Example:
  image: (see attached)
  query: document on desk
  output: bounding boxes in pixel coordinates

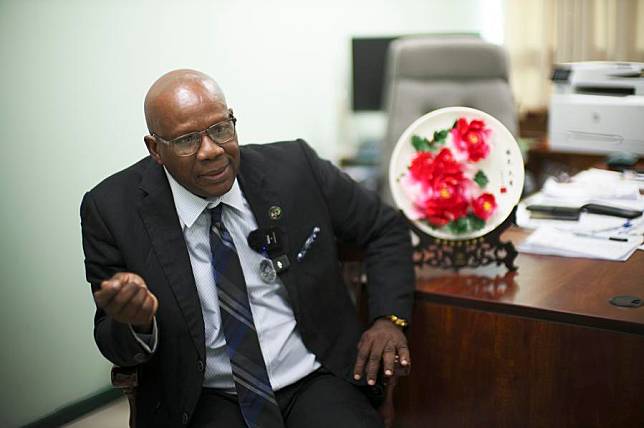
[516,169,644,254]
[517,227,644,261]
[544,168,643,198]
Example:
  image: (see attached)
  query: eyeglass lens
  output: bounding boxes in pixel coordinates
[206,122,235,142]
[173,121,235,155]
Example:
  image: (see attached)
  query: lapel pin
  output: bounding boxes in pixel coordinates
[268,205,282,220]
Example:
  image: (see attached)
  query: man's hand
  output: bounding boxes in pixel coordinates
[93,272,158,333]
[353,319,410,385]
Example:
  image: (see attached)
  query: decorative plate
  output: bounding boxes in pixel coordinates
[389,107,524,240]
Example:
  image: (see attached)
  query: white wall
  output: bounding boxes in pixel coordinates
[0,1,488,426]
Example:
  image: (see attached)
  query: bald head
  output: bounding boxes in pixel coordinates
[142,69,240,198]
[144,69,227,136]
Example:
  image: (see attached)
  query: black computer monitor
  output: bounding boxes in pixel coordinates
[351,37,397,111]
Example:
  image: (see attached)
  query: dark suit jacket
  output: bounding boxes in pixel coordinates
[81,139,414,427]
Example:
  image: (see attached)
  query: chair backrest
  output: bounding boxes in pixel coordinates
[381,36,518,204]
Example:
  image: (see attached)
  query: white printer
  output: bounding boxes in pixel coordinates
[548,62,644,155]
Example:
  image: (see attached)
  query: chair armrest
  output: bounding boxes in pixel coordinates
[112,366,138,427]
[111,365,138,390]
[394,359,411,377]
[380,359,410,428]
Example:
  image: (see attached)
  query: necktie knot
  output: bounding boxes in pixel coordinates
[209,203,224,231]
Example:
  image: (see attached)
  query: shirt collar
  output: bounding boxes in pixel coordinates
[164,167,245,229]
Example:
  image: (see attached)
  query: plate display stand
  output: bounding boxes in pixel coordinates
[409,208,518,272]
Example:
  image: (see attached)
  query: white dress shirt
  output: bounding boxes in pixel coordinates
[134,168,320,392]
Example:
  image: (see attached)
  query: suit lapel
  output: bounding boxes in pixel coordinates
[138,161,206,361]
[238,148,301,318]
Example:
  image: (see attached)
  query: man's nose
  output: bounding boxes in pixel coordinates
[196,133,224,160]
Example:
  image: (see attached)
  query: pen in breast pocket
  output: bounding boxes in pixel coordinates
[296,227,320,262]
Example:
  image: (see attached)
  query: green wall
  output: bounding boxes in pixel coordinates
[0,1,485,426]
[0,2,149,426]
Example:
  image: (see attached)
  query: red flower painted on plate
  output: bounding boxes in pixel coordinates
[409,148,464,188]
[421,191,469,227]
[408,148,470,227]
[408,151,435,183]
[451,118,491,162]
[472,193,497,220]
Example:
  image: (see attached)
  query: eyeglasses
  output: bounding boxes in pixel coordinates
[153,110,237,157]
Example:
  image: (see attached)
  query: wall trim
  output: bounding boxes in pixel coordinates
[22,387,122,428]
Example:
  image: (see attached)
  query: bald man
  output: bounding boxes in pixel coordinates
[81,69,414,428]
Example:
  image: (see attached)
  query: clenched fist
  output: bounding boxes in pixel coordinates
[93,272,158,333]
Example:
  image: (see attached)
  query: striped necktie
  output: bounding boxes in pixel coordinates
[208,203,285,428]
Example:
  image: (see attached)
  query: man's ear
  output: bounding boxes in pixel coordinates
[144,135,163,165]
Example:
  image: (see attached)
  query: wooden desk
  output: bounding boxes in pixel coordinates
[395,228,644,428]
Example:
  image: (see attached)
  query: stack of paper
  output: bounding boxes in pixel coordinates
[542,168,641,200]
[517,227,644,261]
[517,168,644,260]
